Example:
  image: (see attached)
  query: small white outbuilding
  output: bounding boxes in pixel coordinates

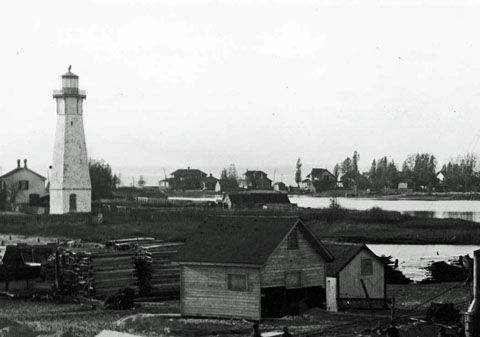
[323,242,386,312]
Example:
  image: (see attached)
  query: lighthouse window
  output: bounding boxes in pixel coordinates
[69,194,77,212]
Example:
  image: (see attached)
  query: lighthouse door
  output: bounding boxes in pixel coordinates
[69,194,77,212]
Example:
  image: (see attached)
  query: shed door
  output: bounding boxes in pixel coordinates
[326,277,338,312]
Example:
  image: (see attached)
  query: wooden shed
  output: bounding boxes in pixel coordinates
[174,216,333,320]
[323,242,386,312]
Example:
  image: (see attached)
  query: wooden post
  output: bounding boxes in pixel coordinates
[54,249,60,291]
[390,296,395,321]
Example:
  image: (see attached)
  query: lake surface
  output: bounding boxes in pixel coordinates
[289,196,480,222]
[368,244,480,282]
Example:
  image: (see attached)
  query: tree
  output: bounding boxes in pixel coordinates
[341,157,353,175]
[352,151,360,173]
[220,168,228,180]
[227,164,239,180]
[333,163,341,179]
[295,158,302,187]
[413,153,437,191]
[89,159,116,200]
[137,176,146,188]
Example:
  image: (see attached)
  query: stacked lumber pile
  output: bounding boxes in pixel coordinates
[134,241,184,299]
[41,248,137,298]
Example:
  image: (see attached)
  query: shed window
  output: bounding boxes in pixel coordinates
[227,274,247,291]
[287,229,298,249]
[286,271,302,288]
[361,258,373,276]
[18,180,29,190]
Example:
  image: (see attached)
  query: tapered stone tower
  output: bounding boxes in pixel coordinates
[49,67,91,214]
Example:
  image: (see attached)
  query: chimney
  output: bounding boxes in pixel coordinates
[24,159,27,168]
[17,159,20,168]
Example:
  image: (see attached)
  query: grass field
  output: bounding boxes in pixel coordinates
[1,208,479,245]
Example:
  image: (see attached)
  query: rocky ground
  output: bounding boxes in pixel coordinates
[0,282,471,337]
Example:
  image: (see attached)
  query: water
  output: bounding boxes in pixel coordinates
[289,196,480,222]
[368,244,479,282]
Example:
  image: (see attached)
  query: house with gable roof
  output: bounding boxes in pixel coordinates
[174,216,333,320]
[0,159,47,207]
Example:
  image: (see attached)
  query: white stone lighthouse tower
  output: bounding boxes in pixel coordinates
[49,67,91,214]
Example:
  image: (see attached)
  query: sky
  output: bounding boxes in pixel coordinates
[1,0,480,184]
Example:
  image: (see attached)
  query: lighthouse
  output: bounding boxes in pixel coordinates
[49,67,91,214]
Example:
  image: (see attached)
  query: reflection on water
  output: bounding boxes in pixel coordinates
[289,196,480,222]
[368,244,480,282]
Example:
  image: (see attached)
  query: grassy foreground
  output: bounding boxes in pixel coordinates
[0,208,480,244]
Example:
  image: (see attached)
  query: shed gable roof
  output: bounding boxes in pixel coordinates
[323,241,381,277]
[175,216,332,265]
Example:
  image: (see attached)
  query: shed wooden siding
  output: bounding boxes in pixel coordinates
[338,249,384,299]
[181,265,261,320]
[261,227,326,288]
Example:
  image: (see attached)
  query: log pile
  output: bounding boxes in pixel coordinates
[134,241,184,299]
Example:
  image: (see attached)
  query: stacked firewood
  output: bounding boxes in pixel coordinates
[134,241,183,299]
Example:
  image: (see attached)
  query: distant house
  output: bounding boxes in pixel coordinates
[239,170,272,190]
[323,242,386,312]
[222,191,292,210]
[398,179,414,193]
[0,159,47,207]
[306,169,337,191]
[215,179,239,193]
[273,182,288,192]
[202,174,218,191]
[167,168,207,190]
[340,172,370,190]
[174,216,333,320]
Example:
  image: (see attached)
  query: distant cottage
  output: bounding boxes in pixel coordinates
[202,174,218,191]
[239,170,272,190]
[0,159,46,207]
[305,168,337,192]
[323,242,386,312]
[215,179,239,193]
[160,167,207,191]
[174,216,333,320]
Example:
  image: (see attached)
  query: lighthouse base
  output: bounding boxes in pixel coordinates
[49,189,91,214]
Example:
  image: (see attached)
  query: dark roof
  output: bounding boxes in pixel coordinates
[204,175,218,183]
[243,170,270,180]
[175,216,332,265]
[308,168,335,178]
[170,169,207,177]
[217,179,238,187]
[0,167,46,181]
[225,192,290,205]
[322,241,378,277]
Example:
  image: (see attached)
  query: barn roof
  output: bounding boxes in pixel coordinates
[323,241,374,276]
[175,216,333,266]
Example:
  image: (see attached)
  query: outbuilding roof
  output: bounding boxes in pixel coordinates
[175,216,333,266]
[323,241,380,277]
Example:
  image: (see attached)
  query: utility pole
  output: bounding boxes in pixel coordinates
[466,249,480,336]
